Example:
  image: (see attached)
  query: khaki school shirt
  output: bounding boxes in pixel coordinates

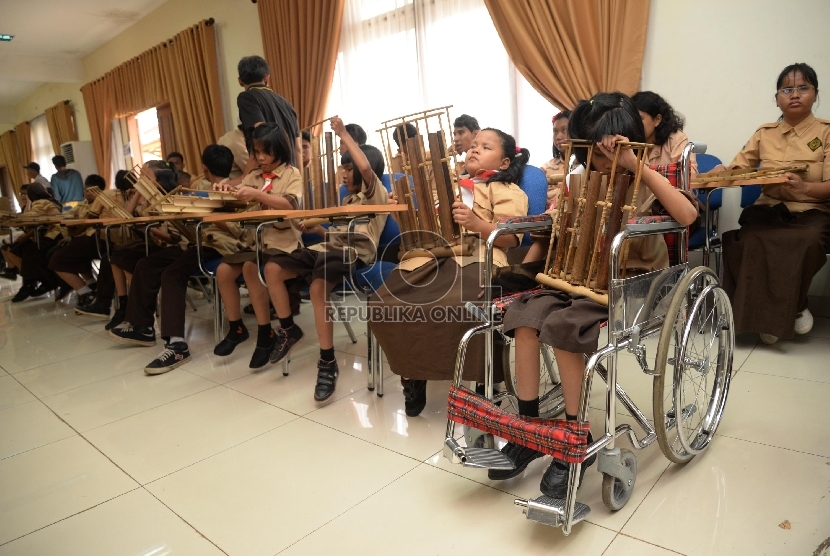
[647,130,698,176]
[309,173,388,264]
[217,128,250,180]
[27,199,63,239]
[82,189,128,240]
[240,164,304,252]
[728,113,830,213]
[397,179,528,271]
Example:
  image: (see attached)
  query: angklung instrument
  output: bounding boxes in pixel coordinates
[378,106,465,260]
[536,140,652,305]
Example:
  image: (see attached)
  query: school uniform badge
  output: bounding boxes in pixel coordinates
[808,137,822,151]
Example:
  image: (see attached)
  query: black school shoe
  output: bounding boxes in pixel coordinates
[214,325,250,356]
[105,306,126,330]
[145,342,191,375]
[539,434,597,499]
[314,359,339,402]
[74,292,95,309]
[109,322,156,347]
[402,379,427,417]
[75,301,110,318]
[11,284,35,303]
[488,442,544,480]
[269,325,304,365]
[249,332,278,369]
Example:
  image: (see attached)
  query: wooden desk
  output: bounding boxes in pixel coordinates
[201,205,408,224]
[693,176,787,190]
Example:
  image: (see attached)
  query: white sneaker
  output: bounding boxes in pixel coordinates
[760,333,778,345]
[794,308,813,335]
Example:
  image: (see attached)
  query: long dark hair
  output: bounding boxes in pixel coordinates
[480,127,529,185]
[146,160,178,193]
[569,92,646,167]
[27,182,62,209]
[631,91,685,146]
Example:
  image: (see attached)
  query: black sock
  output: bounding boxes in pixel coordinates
[278,315,294,330]
[518,397,539,418]
[256,324,275,347]
[320,347,335,362]
[227,319,246,340]
[565,413,577,421]
[118,295,128,310]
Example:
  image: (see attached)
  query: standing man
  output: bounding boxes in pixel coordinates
[236,55,301,173]
[49,155,84,204]
[24,162,52,190]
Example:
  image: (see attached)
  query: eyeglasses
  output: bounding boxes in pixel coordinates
[778,85,814,96]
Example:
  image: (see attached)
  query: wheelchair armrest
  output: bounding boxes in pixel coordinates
[624,215,685,234]
[496,213,552,232]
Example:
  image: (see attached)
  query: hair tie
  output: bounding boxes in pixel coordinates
[515,146,521,154]
[590,99,594,105]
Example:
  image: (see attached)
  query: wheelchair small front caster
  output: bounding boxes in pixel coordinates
[464,425,495,449]
[600,448,637,511]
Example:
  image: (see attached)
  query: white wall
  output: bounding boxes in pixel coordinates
[641,0,830,232]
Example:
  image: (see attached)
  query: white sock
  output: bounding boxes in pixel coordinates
[85,278,96,285]
[169,336,186,345]
[78,285,92,295]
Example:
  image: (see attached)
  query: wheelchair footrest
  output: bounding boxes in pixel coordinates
[460,447,515,470]
[515,496,590,528]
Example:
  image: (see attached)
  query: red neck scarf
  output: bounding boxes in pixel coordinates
[459,169,498,191]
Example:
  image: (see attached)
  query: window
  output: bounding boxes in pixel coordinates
[131,107,163,164]
[326,0,557,169]
[30,114,54,179]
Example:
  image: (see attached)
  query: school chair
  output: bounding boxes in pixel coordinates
[690,153,724,271]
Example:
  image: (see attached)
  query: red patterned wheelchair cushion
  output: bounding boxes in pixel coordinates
[447,385,589,464]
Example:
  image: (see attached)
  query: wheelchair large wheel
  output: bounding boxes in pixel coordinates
[502,340,563,418]
[653,266,734,464]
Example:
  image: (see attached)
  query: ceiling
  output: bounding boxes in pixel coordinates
[0,0,168,109]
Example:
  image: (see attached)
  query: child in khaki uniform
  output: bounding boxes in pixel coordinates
[244,116,388,401]
[212,123,304,369]
[494,93,698,500]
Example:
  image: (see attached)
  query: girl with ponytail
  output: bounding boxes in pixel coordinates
[369,127,529,416]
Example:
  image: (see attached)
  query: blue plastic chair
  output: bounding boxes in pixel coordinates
[690,153,723,251]
[741,185,762,207]
[517,165,549,246]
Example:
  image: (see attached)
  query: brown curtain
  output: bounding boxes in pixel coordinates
[80,19,224,182]
[44,101,79,155]
[257,0,345,128]
[484,0,650,110]
[0,131,24,200]
[14,122,33,170]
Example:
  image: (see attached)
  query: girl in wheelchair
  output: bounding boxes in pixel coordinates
[492,92,698,498]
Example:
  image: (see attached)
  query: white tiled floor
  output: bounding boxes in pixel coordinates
[0,276,829,555]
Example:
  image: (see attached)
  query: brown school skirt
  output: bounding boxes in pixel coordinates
[110,240,159,274]
[722,203,830,339]
[368,258,504,382]
[268,248,356,287]
[502,289,609,354]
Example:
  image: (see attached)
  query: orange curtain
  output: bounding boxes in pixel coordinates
[0,131,24,199]
[44,101,79,155]
[14,122,33,170]
[81,19,224,182]
[257,0,346,128]
[484,0,650,110]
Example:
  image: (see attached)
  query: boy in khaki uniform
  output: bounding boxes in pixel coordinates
[244,116,387,401]
[212,123,305,369]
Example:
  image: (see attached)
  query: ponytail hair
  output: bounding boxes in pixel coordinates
[482,127,529,185]
[146,159,178,193]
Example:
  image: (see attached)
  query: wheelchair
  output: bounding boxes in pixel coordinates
[442,142,735,535]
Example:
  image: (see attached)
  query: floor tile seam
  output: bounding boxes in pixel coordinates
[612,459,673,534]
[603,532,688,555]
[713,432,830,459]
[221,375,373,417]
[138,415,301,487]
[70,383,225,434]
[20,366,141,400]
[4,339,118,375]
[0,487,144,548]
[0,424,78,462]
[0,329,90,354]
[140,486,231,556]
[274,464,423,555]
[296,414,436,465]
[737,368,830,385]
